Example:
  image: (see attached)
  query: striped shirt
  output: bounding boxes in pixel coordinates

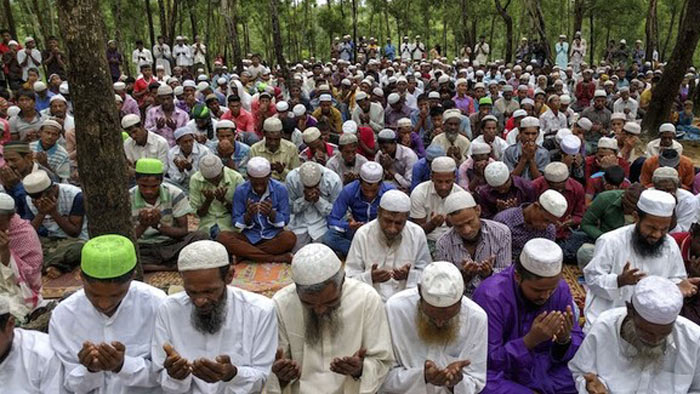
[29,141,71,182]
[434,219,512,297]
[129,182,192,244]
[26,183,88,240]
[493,205,556,264]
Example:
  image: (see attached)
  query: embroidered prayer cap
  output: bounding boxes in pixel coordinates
[23,170,52,194]
[378,129,396,141]
[623,122,641,135]
[302,127,321,144]
[291,243,342,286]
[636,189,676,217]
[121,114,141,129]
[659,123,676,134]
[397,118,412,128]
[319,94,333,103]
[174,126,195,141]
[652,167,679,183]
[134,158,164,175]
[428,91,440,99]
[479,97,493,106]
[276,101,289,112]
[632,276,683,325]
[470,141,491,156]
[442,109,461,122]
[157,84,173,96]
[41,119,62,131]
[387,93,401,105]
[293,104,307,117]
[299,162,322,187]
[216,120,236,130]
[431,157,456,173]
[544,162,569,183]
[520,238,563,277]
[355,92,368,101]
[339,133,358,146]
[555,128,572,144]
[81,234,137,279]
[560,135,581,155]
[538,189,568,218]
[597,136,618,151]
[512,109,527,118]
[33,81,47,92]
[481,114,498,123]
[342,120,358,134]
[559,95,572,105]
[574,117,593,132]
[178,240,230,272]
[360,161,383,183]
[443,191,477,214]
[247,157,271,178]
[611,112,626,121]
[484,161,510,187]
[420,261,464,307]
[519,116,539,129]
[263,117,283,133]
[50,94,67,104]
[0,193,15,212]
[379,189,411,213]
[594,89,607,98]
[424,144,445,161]
[199,155,224,179]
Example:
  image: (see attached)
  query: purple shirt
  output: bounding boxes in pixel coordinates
[453,94,475,115]
[121,94,140,117]
[492,206,555,263]
[384,104,414,129]
[472,265,582,394]
[403,132,426,159]
[144,105,190,147]
[475,176,536,219]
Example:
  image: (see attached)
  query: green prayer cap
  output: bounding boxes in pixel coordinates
[479,97,493,106]
[135,158,164,175]
[121,131,129,141]
[191,103,210,120]
[81,234,137,279]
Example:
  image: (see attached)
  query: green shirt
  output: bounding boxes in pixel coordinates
[248,138,300,181]
[189,167,244,232]
[580,189,625,240]
[130,182,193,244]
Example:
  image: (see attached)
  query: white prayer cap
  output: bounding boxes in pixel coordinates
[155,64,165,70]
[355,91,367,101]
[623,122,641,135]
[292,104,306,117]
[339,133,358,146]
[438,75,450,84]
[659,123,676,134]
[443,191,477,214]
[263,117,283,132]
[196,82,210,92]
[341,78,352,86]
[302,127,321,143]
[397,118,412,128]
[378,129,396,140]
[342,120,358,134]
[176,35,184,40]
[555,128,572,144]
[299,162,322,187]
[7,106,20,118]
[379,189,411,213]
[114,94,123,103]
[0,193,15,211]
[178,240,229,271]
[215,119,236,130]
[431,157,456,173]
[559,95,572,105]
[121,114,141,129]
[611,112,626,121]
[576,117,593,131]
[388,76,398,84]
[50,94,67,104]
[113,81,126,91]
[291,243,342,286]
[560,135,582,155]
[198,155,224,179]
[387,93,401,105]
[24,36,35,43]
[520,238,563,277]
[0,295,8,315]
[174,126,194,141]
[396,76,407,84]
[7,40,17,47]
[456,78,468,86]
[183,80,196,88]
[173,86,184,96]
[420,261,464,307]
[544,162,569,183]
[442,109,461,122]
[481,114,498,123]
[594,89,607,98]
[428,91,441,99]
[597,136,618,151]
[33,81,47,92]
[520,116,539,129]
[632,276,683,325]
[273,101,289,112]
[520,98,535,107]
[513,109,527,118]
[474,82,485,89]
[217,77,227,85]
[360,161,383,183]
[637,189,676,217]
[538,189,568,218]
[471,141,491,155]
[247,157,271,178]
[23,170,52,194]
[319,94,332,102]
[157,84,173,96]
[485,162,510,187]
[59,81,69,94]
[652,166,679,184]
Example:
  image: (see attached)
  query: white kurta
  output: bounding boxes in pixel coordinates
[468,135,509,161]
[409,181,465,242]
[286,166,343,241]
[49,281,166,394]
[0,328,62,393]
[152,286,277,394]
[346,219,431,302]
[381,288,488,394]
[569,307,700,393]
[672,188,699,233]
[583,224,686,329]
[173,44,193,67]
[266,278,394,394]
[153,44,172,76]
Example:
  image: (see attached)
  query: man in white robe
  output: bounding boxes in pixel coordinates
[151,240,277,393]
[267,243,394,393]
[570,276,700,393]
[49,234,166,394]
[382,261,488,393]
[0,295,62,393]
[346,189,431,302]
[651,167,698,233]
[584,189,691,329]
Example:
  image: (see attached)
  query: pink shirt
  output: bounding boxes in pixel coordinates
[221,107,255,133]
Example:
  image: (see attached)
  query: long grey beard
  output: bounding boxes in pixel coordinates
[415,306,460,346]
[303,305,341,347]
[191,290,228,335]
[620,316,667,370]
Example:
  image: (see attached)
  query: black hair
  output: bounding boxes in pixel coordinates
[135,40,144,45]
[125,77,136,84]
[140,63,152,70]
[0,313,9,331]
[441,99,456,110]
[603,165,625,186]
[81,266,135,284]
[218,265,230,281]
[282,117,297,133]
[15,89,35,101]
[416,93,428,103]
[430,106,444,118]
[227,95,241,103]
[47,35,58,41]
[0,29,9,35]
[135,173,164,181]
[316,118,330,131]
[514,260,545,281]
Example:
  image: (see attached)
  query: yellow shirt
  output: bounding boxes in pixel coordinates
[312,107,343,134]
[249,138,301,181]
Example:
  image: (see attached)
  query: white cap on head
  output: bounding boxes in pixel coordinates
[121,114,141,129]
[560,135,581,155]
[199,155,224,179]
[597,137,618,151]
[59,81,69,94]
[373,87,384,97]
[292,243,342,286]
[544,162,569,183]
[520,98,535,107]
[594,89,607,98]
[387,93,401,105]
[484,162,510,187]
[513,109,527,118]
[0,295,8,315]
[302,127,321,143]
[431,157,456,173]
[263,117,283,132]
[471,141,491,155]
[555,128,572,144]
[637,189,676,217]
[276,101,289,112]
[33,81,47,92]
[342,120,358,134]
[659,123,676,134]
[652,166,679,183]
[623,122,641,135]
[293,104,306,117]
[0,193,15,211]
[355,91,367,101]
[360,161,383,183]
[115,94,124,103]
[611,112,626,121]
[339,133,358,146]
[178,240,229,271]
[379,190,410,213]
[420,261,464,307]
[520,116,539,129]
[157,84,173,96]
[173,126,194,140]
[319,94,332,102]
[632,276,683,325]
[23,170,52,194]
[520,238,563,277]
[216,119,236,130]
[559,95,571,105]
[397,118,412,128]
[299,162,322,187]
[50,94,67,104]
[174,86,184,96]
[576,117,593,131]
[538,189,568,218]
[443,191,477,214]
[428,91,440,99]
[438,75,450,84]
[378,129,396,140]
[443,109,461,122]
[247,157,271,178]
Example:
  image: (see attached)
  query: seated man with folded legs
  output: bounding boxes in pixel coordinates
[217,157,296,263]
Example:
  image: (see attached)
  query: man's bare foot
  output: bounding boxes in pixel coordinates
[275,253,294,264]
[46,267,63,279]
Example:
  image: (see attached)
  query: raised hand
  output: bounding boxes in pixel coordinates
[583,373,608,394]
[523,311,564,349]
[391,263,412,281]
[272,348,300,386]
[617,262,646,288]
[163,343,191,380]
[371,263,393,283]
[554,305,574,344]
[330,348,366,378]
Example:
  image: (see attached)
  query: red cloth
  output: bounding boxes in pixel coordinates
[584,155,630,181]
[221,107,255,133]
[672,232,691,263]
[251,97,277,136]
[531,176,586,239]
[584,177,631,198]
[575,81,596,108]
[133,76,154,104]
[8,214,43,308]
[303,142,335,160]
[356,126,376,159]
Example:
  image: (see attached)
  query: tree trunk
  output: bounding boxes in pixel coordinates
[269,0,289,88]
[460,0,469,50]
[29,0,51,44]
[641,0,700,135]
[589,11,594,64]
[168,0,179,47]
[157,0,167,39]
[144,0,156,50]
[645,0,658,61]
[525,0,551,64]
[573,0,583,34]
[661,0,681,61]
[222,0,243,73]
[243,20,251,55]
[3,0,16,39]
[189,2,197,39]
[204,0,213,70]
[352,0,358,62]
[57,0,142,278]
[494,0,513,64]
[383,0,391,41]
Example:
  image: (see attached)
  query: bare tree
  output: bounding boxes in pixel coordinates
[645,0,658,61]
[494,0,514,63]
